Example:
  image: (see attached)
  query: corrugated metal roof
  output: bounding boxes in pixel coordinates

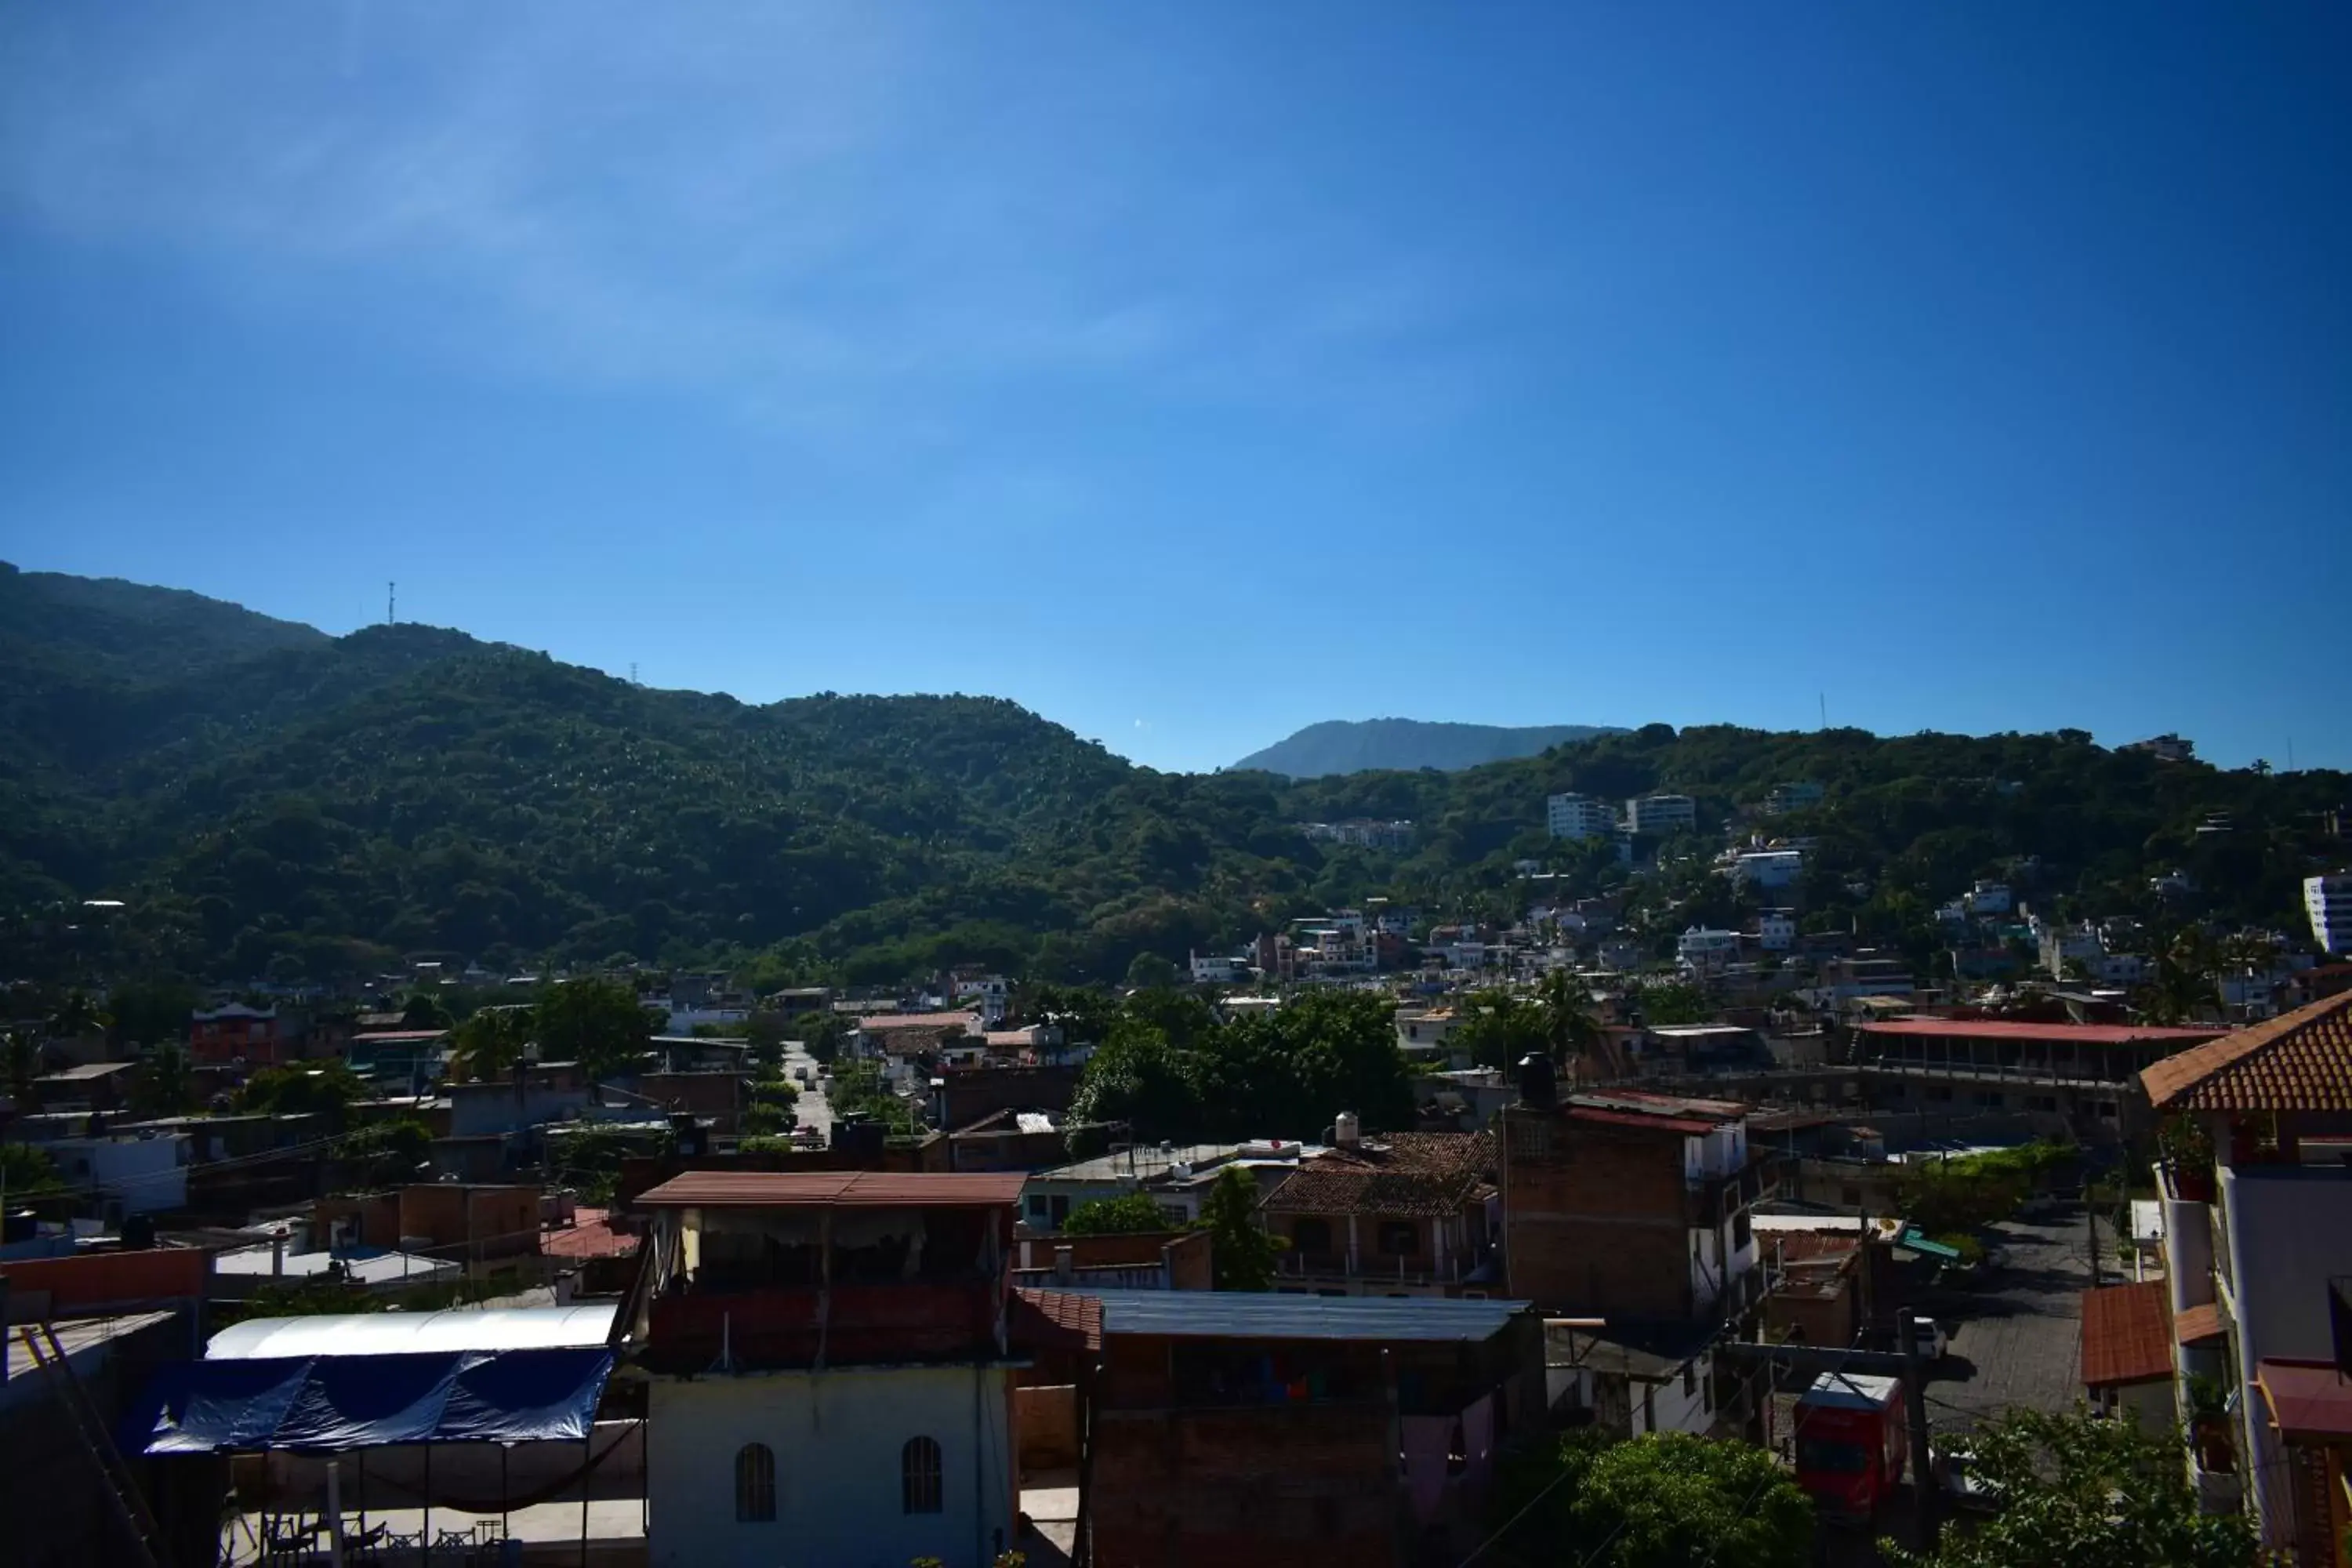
[1081,1289,1530,1342]
[634,1171,1027,1208]
[1858,1018,2222,1046]
[2258,1359,2352,1440]
[207,1305,617,1361]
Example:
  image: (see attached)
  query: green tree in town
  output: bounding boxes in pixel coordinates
[1196,1164,1281,1290]
[1570,1433,1812,1568]
[1635,982,1713,1026]
[235,1060,370,1122]
[1879,1408,2259,1568]
[1062,1193,1167,1236]
[1537,967,1602,1065]
[398,989,454,1030]
[1067,1016,1202,1143]
[450,1004,534,1082]
[4,1027,41,1106]
[48,988,111,1040]
[535,977,659,1078]
[136,1040,195,1115]
[0,1141,68,1200]
[1454,987,1549,1072]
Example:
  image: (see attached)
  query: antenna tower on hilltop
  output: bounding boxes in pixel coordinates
[387,582,396,626]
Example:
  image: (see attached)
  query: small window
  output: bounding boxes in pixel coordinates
[735,1443,776,1523]
[1682,1362,1697,1398]
[1049,1195,1070,1225]
[1378,1221,1418,1256]
[902,1436,943,1515]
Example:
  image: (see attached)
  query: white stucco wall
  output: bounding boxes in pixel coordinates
[2220,1167,2352,1550]
[648,1363,1016,1568]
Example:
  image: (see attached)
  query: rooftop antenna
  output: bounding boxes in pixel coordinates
[387,581,396,626]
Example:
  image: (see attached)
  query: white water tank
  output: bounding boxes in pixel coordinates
[1335,1111,1360,1149]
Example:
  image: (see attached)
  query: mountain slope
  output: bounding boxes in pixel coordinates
[1,568,2339,990]
[1232,718,1623,778]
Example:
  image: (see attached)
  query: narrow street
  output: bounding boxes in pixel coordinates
[1814,1197,2113,1565]
[1923,1200,2111,1434]
[780,1040,834,1145]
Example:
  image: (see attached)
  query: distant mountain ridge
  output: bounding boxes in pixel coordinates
[1232,718,1624,778]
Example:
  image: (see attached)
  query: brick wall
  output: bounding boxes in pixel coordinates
[1015,1383,1080,1470]
[395,1184,542,1260]
[1089,1402,1400,1567]
[0,1248,208,1313]
[1501,1107,1693,1316]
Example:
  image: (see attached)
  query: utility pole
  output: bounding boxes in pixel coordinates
[2087,1189,2102,1288]
[1898,1315,1937,1552]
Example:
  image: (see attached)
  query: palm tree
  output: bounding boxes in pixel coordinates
[450,1006,532,1083]
[48,989,110,1041]
[140,1042,194,1115]
[5,1028,41,1106]
[1537,967,1606,1080]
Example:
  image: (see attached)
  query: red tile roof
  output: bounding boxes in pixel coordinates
[1011,1287,1103,1352]
[2173,1302,2226,1347]
[635,1171,1026,1208]
[540,1207,641,1260]
[1261,1133,1494,1219]
[1857,1018,2223,1047]
[858,1011,982,1031]
[2080,1281,2172,1388]
[2257,1359,2352,1440]
[2140,991,2352,1113]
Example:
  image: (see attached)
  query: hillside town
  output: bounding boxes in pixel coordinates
[5,764,2350,1568]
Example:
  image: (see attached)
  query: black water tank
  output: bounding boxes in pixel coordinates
[1515,1052,1557,1110]
[2,1209,35,1244]
[121,1214,156,1250]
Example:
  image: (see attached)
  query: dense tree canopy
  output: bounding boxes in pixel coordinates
[1066,989,1414,1146]
[1881,1409,2259,1568]
[5,564,2343,989]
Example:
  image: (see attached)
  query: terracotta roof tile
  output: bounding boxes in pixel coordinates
[635,1171,1025,1208]
[2140,992,2352,1113]
[2173,1301,2226,1347]
[1261,1132,1494,1219]
[2081,1280,2172,1388]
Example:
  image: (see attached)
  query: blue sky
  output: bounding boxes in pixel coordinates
[2,2,2347,773]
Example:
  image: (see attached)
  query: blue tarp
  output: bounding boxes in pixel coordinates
[125,1348,614,1454]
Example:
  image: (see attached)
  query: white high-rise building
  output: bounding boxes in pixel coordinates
[2306,873,2352,955]
[1625,793,1698,837]
[1547,793,1618,841]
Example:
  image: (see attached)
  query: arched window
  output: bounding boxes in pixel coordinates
[735,1442,776,1523]
[902,1435,943,1514]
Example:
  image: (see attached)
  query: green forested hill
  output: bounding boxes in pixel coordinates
[1,564,2343,988]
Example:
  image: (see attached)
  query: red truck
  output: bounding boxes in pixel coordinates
[1793,1370,1906,1520]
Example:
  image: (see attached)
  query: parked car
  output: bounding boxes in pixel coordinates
[1909,1314,1950,1361]
[1931,1437,2002,1512]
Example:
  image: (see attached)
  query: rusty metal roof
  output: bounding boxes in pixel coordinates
[634,1171,1026,1208]
[2140,991,2352,1113]
[1011,1287,1103,1351]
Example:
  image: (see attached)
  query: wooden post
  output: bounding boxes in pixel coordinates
[580,1432,591,1568]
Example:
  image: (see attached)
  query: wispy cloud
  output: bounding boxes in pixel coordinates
[0,2,1498,444]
